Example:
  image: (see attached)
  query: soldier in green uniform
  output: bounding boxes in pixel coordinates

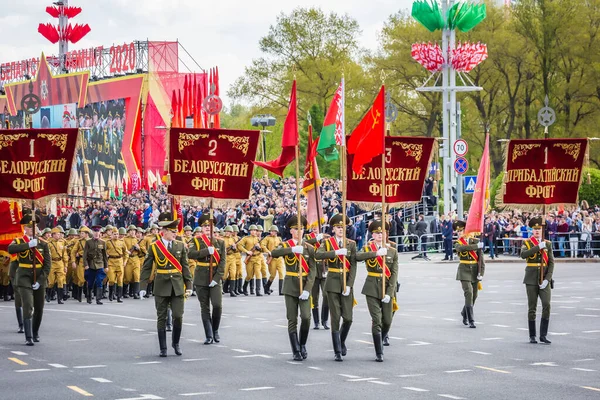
[271,216,317,361]
[356,220,398,362]
[8,213,51,346]
[9,258,24,333]
[520,217,554,345]
[83,226,108,305]
[454,220,485,329]
[304,228,329,330]
[315,214,357,362]
[188,215,226,344]
[140,212,192,357]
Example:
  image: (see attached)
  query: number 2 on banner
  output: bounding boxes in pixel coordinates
[29,139,35,158]
[208,140,217,156]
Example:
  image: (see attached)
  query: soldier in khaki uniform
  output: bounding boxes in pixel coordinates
[70,227,92,302]
[255,225,268,292]
[271,216,317,361]
[315,214,357,362]
[356,221,398,362]
[64,229,78,301]
[454,220,485,329]
[221,226,238,297]
[123,225,142,299]
[140,212,192,357]
[232,225,243,295]
[262,226,284,295]
[47,227,69,304]
[105,227,128,302]
[140,224,160,297]
[188,215,226,344]
[520,217,554,345]
[0,253,10,300]
[237,225,263,296]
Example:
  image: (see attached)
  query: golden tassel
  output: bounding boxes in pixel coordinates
[433,179,438,194]
[478,281,483,291]
[392,297,399,312]
[166,173,172,186]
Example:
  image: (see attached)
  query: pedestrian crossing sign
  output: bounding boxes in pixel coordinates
[464,176,477,194]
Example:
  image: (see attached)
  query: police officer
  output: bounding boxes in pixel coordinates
[83,226,108,305]
[262,226,284,295]
[520,217,554,345]
[356,220,398,362]
[237,225,262,296]
[271,216,316,361]
[8,212,51,345]
[140,212,192,357]
[188,215,226,344]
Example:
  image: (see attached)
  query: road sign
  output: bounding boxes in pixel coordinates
[453,139,468,156]
[454,157,468,175]
[464,175,477,194]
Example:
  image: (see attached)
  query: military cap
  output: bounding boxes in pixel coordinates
[19,212,40,226]
[198,214,217,226]
[232,225,240,232]
[270,225,279,232]
[136,227,145,233]
[248,224,258,231]
[51,227,62,234]
[68,228,78,236]
[80,226,92,235]
[184,225,192,232]
[105,225,114,231]
[368,220,390,233]
[257,225,264,232]
[56,225,65,233]
[224,225,234,232]
[42,228,52,235]
[529,217,543,229]
[193,227,201,233]
[286,215,308,230]
[118,227,127,235]
[127,224,137,232]
[151,224,159,230]
[157,211,179,230]
[452,220,466,231]
[329,214,351,227]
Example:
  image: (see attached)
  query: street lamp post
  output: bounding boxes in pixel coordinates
[250,114,276,163]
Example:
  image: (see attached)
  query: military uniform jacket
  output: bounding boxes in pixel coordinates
[71,238,87,267]
[140,234,161,256]
[271,240,317,297]
[236,235,262,259]
[8,236,51,287]
[520,238,554,285]
[455,237,485,282]
[188,236,226,286]
[261,236,282,254]
[141,239,192,296]
[224,236,238,256]
[184,237,197,269]
[123,236,142,258]
[83,238,108,270]
[49,238,69,265]
[315,237,357,293]
[357,240,398,299]
[66,238,77,265]
[106,238,128,266]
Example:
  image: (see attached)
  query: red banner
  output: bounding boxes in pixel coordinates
[0,201,22,241]
[347,136,436,204]
[502,138,588,206]
[168,128,260,199]
[0,128,78,200]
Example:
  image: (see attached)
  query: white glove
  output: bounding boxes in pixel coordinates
[299,290,310,300]
[32,282,40,290]
[539,279,549,290]
[335,248,348,256]
[342,286,351,296]
[477,242,484,249]
[185,289,192,298]
[292,246,304,254]
[376,248,388,257]
[208,246,215,255]
[477,275,483,281]
[209,280,218,288]
[139,290,146,298]
[28,239,38,248]
[382,294,391,304]
[538,241,546,250]
[316,233,324,241]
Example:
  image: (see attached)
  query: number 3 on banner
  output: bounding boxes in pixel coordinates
[29,139,35,158]
[208,139,217,156]
[385,148,392,164]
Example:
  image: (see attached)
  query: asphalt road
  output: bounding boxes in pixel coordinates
[1,256,599,400]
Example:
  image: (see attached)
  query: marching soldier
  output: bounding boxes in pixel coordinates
[262,226,284,296]
[65,228,79,301]
[83,226,108,305]
[123,225,141,299]
[140,224,161,298]
[305,228,329,330]
[232,225,243,295]
[106,227,128,302]
[356,220,398,362]
[271,216,316,361]
[222,226,238,297]
[47,227,69,304]
[315,215,357,361]
[8,212,51,346]
[0,253,11,301]
[70,226,91,302]
[256,225,269,293]
[9,257,24,333]
[520,217,554,345]
[454,220,485,329]
[188,215,226,344]
[140,212,192,357]
[237,225,263,296]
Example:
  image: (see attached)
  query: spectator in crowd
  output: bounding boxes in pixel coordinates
[441,215,453,261]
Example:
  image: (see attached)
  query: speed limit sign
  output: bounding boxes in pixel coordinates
[453,139,468,157]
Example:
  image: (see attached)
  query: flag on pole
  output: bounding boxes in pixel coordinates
[347,86,386,175]
[302,119,326,230]
[317,78,345,161]
[183,75,189,121]
[465,132,491,235]
[214,67,221,128]
[253,80,298,177]
[171,90,179,127]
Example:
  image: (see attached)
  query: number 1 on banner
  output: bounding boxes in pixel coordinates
[544,147,548,165]
[29,139,35,158]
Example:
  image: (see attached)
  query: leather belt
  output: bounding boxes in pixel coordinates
[460,260,478,264]
[156,268,181,274]
[367,272,382,277]
[286,271,307,277]
[527,263,543,267]
[19,264,42,269]
[328,268,343,273]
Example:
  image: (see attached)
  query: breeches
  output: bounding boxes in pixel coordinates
[328,290,354,332]
[268,258,284,280]
[196,285,223,320]
[107,259,124,286]
[155,294,184,330]
[526,284,551,320]
[460,280,479,307]
[85,268,106,289]
[124,257,141,283]
[285,294,311,333]
[224,257,237,280]
[48,263,66,287]
[245,257,262,281]
[366,295,393,335]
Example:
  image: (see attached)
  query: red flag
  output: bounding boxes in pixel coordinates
[192,74,198,125]
[302,123,325,230]
[253,80,298,177]
[183,75,189,121]
[171,90,179,127]
[214,67,221,129]
[122,178,128,195]
[465,133,491,235]
[347,86,385,175]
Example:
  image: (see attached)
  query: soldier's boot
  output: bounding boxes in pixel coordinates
[45,288,51,303]
[50,287,57,301]
[122,284,129,299]
[3,285,9,301]
[237,278,244,295]
[133,282,140,300]
[116,286,123,303]
[242,280,249,296]
[158,329,167,357]
[299,325,309,360]
[321,303,330,330]
[166,309,173,332]
[312,308,320,329]
[24,318,34,346]
[261,278,268,294]
[264,279,273,295]
[222,279,229,294]
[102,285,108,299]
[202,317,214,345]
[373,333,384,362]
[129,284,135,297]
[63,284,69,300]
[539,318,552,344]
[144,283,152,298]
[0,285,3,300]
[172,325,182,356]
[16,307,24,333]
[382,330,390,346]
[57,287,64,304]
[212,309,222,343]
[461,306,468,326]
[250,279,255,295]
[278,280,284,296]
[340,321,352,356]
[528,320,538,344]
[466,306,476,328]
[289,332,302,361]
[108,285,115,302]
[9,284,14,300]
[332,331,343,362]
[256,281,263,297]
[86,287,93,304]
[229,280,237,297]
[96,287,104,305]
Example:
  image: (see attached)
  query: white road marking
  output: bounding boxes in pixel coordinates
[179,393,214,396]
[572,368,596,372]
[231,349,251,353]
[445,369,471,374]
[482,338,503,341]
[237,315,250,319]
[491,324,510,328]
[469,351,491,355]
[239,387,274,391]
[91,377,112,383]
[73,365,106,369]
[548,332,570,336]
[11,351,28,355]
[287,361,302,365]
[438,395,465,399]
[68,339,90,342]
[114,325,128,329]
[390,336,404,340]
[98,323,110,326]
[369,381,392,385]
[576,314,599,318]
[275,325,288,328]
[531,362,558,367]
[443,318,458,322]
[347,378,378,382]
[308,366,322,370]
[339,374,361,378]
[398,374,426,378]
[408,341,432,346]
[402,387,429,392]
[131,328,145,332]
[574,359,595,362]
[115,395,164,400]
[295,383,328,387]
[182,358,209,362]
[475,366,511,374]
[48,363,68,368]
[585,308,600,311]
[233,355,273,359]
[135,361,162,365]
[15,369,50,372]
[583,330,600,333]
[355,340,373,345]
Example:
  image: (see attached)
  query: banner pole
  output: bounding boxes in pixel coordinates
[381,85,387,301]
[32,200,37,285]
[295,143,303,294]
